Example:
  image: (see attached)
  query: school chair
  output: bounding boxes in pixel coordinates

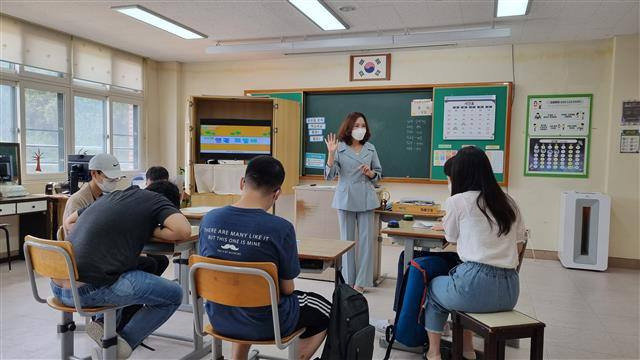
[189,255,306,360]
[451,232,546,360]
[24,235,122,360]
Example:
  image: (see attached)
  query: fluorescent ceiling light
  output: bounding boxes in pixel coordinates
[495,0,531,17]
[112,5,207,39]
[288,0,348,31]
[205,28,511,55]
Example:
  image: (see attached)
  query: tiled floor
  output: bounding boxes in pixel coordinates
[1,244,638,360]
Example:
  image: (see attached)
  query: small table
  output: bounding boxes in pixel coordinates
[181,206,218,226]
[381,221,447,271]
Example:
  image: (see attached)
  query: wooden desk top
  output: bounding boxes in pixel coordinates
[151,226,199,244]
[375,209,446,218]
[181,206,218,220]
[0,194,49,204]
[381,224,446,240]
[297,238,354,261]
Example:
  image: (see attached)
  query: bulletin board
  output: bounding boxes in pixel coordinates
[524,94,592,178]
[430,84,513,184]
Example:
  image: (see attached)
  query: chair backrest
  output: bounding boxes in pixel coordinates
[24,235,79,280]
[189,255,279,308]
[56,226,65,241]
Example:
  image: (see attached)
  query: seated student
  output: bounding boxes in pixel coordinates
[199,156,330,360]
[145,166,169,186]
[425,147,525,360]
[60,181,191,359]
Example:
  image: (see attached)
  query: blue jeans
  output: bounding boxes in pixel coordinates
[50,270,182,349]
[425,262,519,333]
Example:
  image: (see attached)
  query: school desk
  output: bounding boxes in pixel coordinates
[381,221,447,271]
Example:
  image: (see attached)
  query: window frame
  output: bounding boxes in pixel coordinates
[109,96,144,174]
[71,91,108,156]
[20,80,70,180]
[0,79,19,144]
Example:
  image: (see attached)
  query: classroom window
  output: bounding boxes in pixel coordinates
[111,101,140,171]
[24,88,65,173]
[74,95,107,155]
[0,84,18,143]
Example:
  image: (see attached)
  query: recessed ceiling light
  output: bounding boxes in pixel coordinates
[288,0,349,31]
[495,0,531,17]
[339,6,356,12]
[112,5,207,39]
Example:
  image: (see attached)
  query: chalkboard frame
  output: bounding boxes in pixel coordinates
[245,82,513,184]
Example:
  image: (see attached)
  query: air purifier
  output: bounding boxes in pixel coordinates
[559,191,610,271]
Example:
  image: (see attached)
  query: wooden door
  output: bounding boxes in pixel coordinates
[272,99,301,195]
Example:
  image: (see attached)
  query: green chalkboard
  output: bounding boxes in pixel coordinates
[303,90,432,178]
[430,85,511,183]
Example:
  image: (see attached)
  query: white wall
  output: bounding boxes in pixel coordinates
[150,37,639,259]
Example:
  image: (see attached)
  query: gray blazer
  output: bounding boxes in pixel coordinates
[325,142,382,212]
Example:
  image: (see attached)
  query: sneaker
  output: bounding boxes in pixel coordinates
[89,338,133,360]
[86,321,104,348]
[369,318,390,334]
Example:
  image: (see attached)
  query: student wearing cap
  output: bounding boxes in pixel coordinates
[62,153,125,222]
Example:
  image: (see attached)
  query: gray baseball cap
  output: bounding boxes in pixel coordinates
[89,153,124,179]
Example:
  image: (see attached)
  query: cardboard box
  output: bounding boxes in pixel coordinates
[392,202,442,215]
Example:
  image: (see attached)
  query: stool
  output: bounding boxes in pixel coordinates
[1,223,10,270]
[451,310,545,360]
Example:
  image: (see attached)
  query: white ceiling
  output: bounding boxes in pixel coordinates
[1,0,638,62]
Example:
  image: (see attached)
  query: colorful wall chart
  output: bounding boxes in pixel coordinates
[525,94,592,177]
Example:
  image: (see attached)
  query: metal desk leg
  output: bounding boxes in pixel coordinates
[177,249,191,311]
[334,257,342,285]
[403,238,414,272]
[213,338,223,360]
[179,298,212,360]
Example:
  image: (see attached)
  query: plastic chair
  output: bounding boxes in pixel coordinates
[189,255,305,360]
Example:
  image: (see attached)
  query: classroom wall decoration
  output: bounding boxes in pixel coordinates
[350,54,390,81]
[525,94,592,177]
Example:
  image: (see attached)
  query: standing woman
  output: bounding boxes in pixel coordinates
[325,112,382,292]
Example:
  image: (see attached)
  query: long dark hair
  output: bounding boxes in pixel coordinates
[444,146,518,236]
[337,112,371,145]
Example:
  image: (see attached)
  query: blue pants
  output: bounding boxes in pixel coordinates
[51,270,183,349]
[425,262,519,333]
[337,209,374,288]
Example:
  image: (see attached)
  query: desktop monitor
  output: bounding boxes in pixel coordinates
[198,119,272,161]
[0,143,21,184]
[68,154,94,194]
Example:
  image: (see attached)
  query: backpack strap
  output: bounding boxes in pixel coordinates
[410,259,430,321]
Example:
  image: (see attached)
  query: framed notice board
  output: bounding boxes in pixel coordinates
[524,94,592,178]
[430,84,512,184]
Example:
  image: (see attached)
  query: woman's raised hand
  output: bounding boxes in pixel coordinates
[325,133,339,153]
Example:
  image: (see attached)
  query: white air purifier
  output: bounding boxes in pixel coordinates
[559,191,610,271]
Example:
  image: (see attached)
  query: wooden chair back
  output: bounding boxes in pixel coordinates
[189,255,279,308]
[25,235,79,280]
[516,238,528,273]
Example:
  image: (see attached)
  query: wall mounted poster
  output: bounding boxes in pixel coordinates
[526,138,587,175]
[621,101,640,125]
[525,94,592,177]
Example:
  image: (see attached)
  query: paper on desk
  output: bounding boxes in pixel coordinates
[412,220,438,229]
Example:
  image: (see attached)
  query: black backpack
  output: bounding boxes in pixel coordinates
[321,272,375,360]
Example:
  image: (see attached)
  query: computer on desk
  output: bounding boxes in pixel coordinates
[0,142,28,198]
[67,154,93,194]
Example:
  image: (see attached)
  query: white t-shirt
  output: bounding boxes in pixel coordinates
[443,191,525,269]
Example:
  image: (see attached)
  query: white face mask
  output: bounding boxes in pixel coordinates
[351,128,366,141]
[97,178,118,193]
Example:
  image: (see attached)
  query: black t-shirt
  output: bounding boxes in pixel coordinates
[69,186,179,286]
